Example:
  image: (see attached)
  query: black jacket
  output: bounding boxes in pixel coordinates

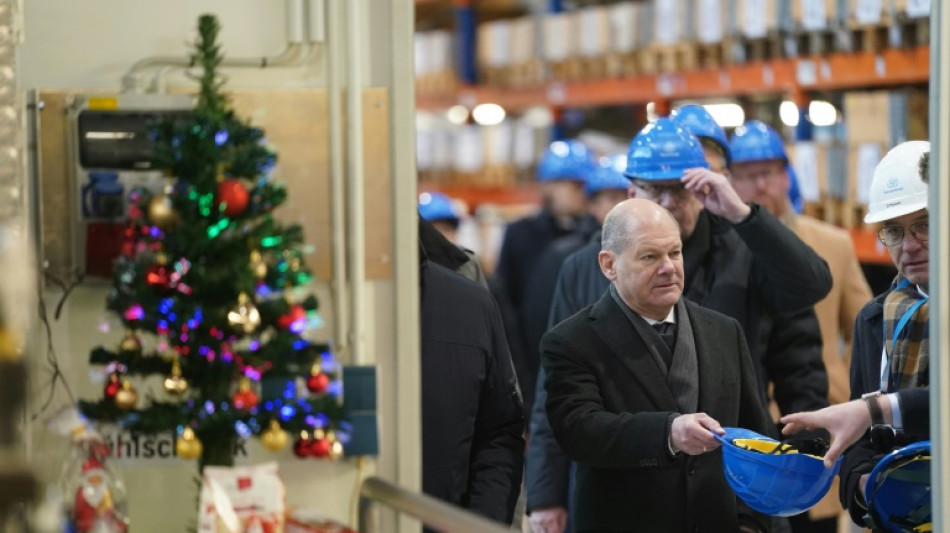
[421,259,525,523]
[840,291,930,529]
[527,206,832,513]
[517,225,600,416]
[541,294,775,532]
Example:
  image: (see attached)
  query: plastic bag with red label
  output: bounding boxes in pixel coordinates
[198,462,286,533]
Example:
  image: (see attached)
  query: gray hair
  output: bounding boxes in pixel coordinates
[601,208,634,255]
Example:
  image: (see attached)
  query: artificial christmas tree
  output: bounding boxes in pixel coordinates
[79,14,345,470]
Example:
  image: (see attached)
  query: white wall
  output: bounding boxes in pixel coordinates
[21,1,399,531]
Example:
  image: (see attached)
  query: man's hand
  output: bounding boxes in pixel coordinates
[681,168,751,224]
[780,400,871,467]
[670,413,724,455]
[529,507,567,533]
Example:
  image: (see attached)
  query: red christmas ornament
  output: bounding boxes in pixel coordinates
[146,265,170,289]
[293,434,312,458]
[311,437,332,458]
[231,378,259,410]
[276,304,307,331]
[103,373,121,401]
[216,179,250,217]
[307,372,330,394]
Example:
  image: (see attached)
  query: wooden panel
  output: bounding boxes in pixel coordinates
[36,91,75,281]
[360,89,393,279]
[35,88,392,282]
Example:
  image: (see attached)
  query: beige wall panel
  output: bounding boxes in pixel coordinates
[36,91,73,281]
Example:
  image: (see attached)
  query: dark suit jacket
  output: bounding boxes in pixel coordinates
[541,292,774,533]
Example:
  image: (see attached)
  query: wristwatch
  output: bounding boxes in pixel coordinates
[862,391,885,426]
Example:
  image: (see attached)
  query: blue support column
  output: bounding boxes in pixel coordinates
[454,2,478,84]
[549,0,564,12]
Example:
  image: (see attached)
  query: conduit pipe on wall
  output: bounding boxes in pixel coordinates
[121,0,316,92]
[325,0,348,359]
[344,0,367,365]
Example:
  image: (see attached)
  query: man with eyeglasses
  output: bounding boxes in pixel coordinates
[780,141,932,530]
[728,121,872,533]
[526,115,831,533]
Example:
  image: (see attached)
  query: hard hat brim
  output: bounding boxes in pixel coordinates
[864,203,927,224]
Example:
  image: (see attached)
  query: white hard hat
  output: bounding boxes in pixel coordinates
[864,141,930,224]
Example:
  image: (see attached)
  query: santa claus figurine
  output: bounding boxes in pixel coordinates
[70,452,129,533]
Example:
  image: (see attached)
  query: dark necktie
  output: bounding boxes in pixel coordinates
[651,322,677,366]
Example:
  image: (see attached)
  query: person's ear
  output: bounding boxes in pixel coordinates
[627,183,637,199]
[599,250,617,281]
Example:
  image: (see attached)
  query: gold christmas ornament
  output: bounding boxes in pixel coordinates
[114,380,138,410]
[163,360,189,395]
[147,194,179,229]
[227,292,261,334]
[175,427,203,460]
[155,250,168,266]
[118,329,142,355]
[261,420,289,452]
[327,431,344,460]
[250,250,268,279]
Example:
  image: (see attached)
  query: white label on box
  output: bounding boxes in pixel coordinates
[855,0,883,24]
[742,0,769,38]
[544,15,571,60]
[796,59,817,85]
[698,0,724,43]
[793,142,822,202]
[801,0,827,30]
[906,0,930,17]
[429,31,452,72]
[488,22,512,67]
[609,2,638,52]
[454,126,484,173]
[655,0,682,44]
[855,143,882,203]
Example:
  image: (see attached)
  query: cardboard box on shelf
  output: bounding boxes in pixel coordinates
[736,0,778,38]
[696,0,727,43]
[843,91,891,144]
[653,0,687,45]
[792,0,842,30]
[608,2,641,53]
[543,12,578,62]
[892,0,930,18]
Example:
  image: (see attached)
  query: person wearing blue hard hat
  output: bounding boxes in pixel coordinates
[419,191,463,241]
[494,139,598,421]
[528,117,833,533]
[780,142,933,531]
[730,121,873,532]
[524,155,629,533]
[670,104,732,173]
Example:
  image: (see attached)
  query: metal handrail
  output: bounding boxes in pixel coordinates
[357,477,511,533]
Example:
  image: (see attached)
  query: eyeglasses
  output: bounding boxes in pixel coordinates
[632,180,689,199]
[730,166,782,186]
[877,221,929,247]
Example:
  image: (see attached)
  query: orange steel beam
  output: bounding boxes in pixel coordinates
[415,46,929,111]
[850,227,893,266]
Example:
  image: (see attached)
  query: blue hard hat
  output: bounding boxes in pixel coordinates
[671,104,731,166]
[729,120,788,164]
[418,191,460,222]
[625,118,709,181]
[716,427,841,517]
[537,140,596,183]
[864,440,931,532]
[787,165,804,214]
[585,154,630,196]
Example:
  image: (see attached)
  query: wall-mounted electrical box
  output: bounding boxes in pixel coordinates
[63,93,194,278]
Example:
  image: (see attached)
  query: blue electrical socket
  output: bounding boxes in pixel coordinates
[341,365,379,456]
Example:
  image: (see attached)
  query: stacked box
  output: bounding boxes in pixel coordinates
[696,0,728,43]
[843,91,891,144]
[577,7,612,78]
[653,0,687,45]
[478,20,512,85]
[732,0,778,38]
[892,0,930,18]
[848,0,889,26]
[543,12,581,80]
[509,16,543,86]
[607,2,642,75]
[793,0,844,30]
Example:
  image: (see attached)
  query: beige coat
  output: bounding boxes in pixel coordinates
[789,214,873,521]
